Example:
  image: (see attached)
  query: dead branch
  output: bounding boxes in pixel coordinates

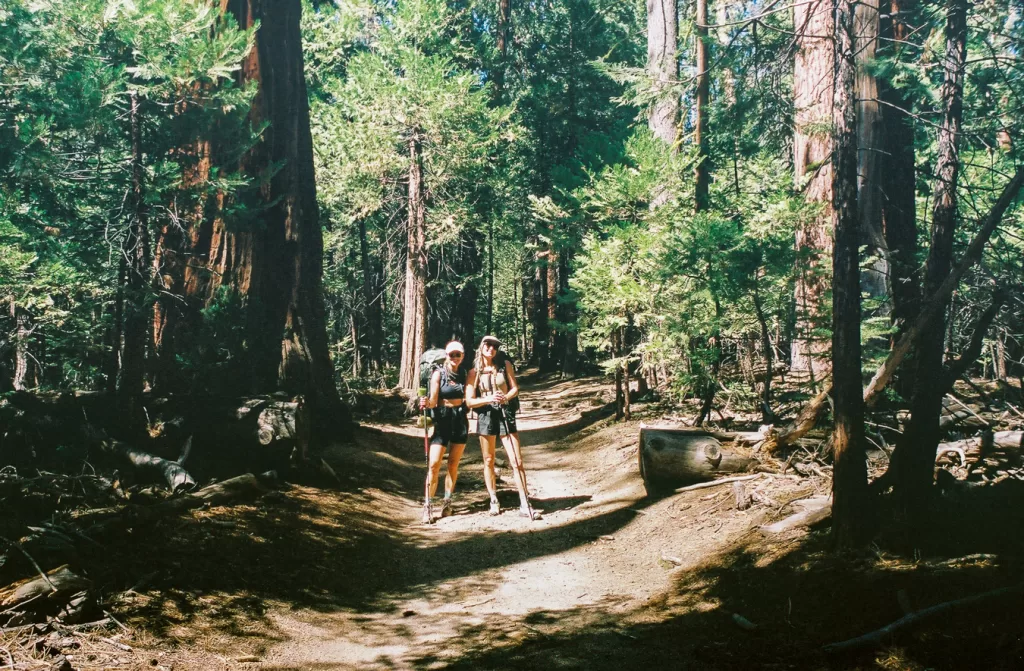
[673,473,763,493]
[823,582,1024,654]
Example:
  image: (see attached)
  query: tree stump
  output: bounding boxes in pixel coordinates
[638,427,755,495]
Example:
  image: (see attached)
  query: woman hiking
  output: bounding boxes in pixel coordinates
[419,341,469,524]
[465,335,541,520]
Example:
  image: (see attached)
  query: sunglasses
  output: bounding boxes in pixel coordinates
[448,352,463,359]
[482,341,498,349]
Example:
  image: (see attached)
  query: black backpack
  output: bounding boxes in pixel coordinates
[417,348,448,393]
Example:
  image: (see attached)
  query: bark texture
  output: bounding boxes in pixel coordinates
[647,0,678,144]
[855,0,889,301]
[879,0,920,346]
[694,0,710,211]
[791,0,835,378]
[886,0,968,515]
[176,0,346,435]
[399,134,428,389]
[831,0,870,547]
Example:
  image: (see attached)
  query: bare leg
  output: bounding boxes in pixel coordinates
[445,443,467,497]
[500,432,529,506]
[479,435,499,512]
[427,444,446,499]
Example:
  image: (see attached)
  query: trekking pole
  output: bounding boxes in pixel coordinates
[419,386,433,524]
[497,403,535,521]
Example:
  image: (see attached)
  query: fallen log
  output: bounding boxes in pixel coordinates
[95,433,195,493]
[938,431,1022,454]
[760,496,831,533]
[0,565,91,610]
[823,582,1024,654]
[639,427,755,495]
[87,472,275,537]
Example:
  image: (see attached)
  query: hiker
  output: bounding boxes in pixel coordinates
[419,340,469,523]
[465,335,541,520]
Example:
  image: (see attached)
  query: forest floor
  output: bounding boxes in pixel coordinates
[4,373,1024,670]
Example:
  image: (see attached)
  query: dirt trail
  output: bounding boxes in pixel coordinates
[244,374,782,670]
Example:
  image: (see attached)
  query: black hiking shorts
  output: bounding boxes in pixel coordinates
[430,405,469,447]
[475,405,518,436]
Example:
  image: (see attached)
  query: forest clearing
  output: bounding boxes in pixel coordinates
[3,0,1024,668]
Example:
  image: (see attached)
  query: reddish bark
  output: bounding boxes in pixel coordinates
[791,0,834,379]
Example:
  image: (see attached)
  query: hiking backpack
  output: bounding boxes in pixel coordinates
[417,348,449,393]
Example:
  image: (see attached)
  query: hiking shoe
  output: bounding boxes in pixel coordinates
[422,504,433,524]
[488,500,501,516]
[518,507,542,520]
[440,498,453,518]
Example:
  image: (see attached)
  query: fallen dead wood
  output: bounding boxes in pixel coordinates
[87,472,275,537]
[639,428,756,495]
[95,432,195,493]
[672,473,763,494]
[760,496,831,533]
[0,565,91,610]
[823,582,1024,654]
[938,431,1022,454]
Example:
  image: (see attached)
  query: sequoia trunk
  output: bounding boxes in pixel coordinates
[179,0,346,436]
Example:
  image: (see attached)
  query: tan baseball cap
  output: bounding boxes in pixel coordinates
[481,335,502,346]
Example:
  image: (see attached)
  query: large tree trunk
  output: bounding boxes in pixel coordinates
[879,0,921,388]
[791,0,834,379]
[152,116,208,392]
[119,91,151,432]
[694,0,710,211]
[855,0,889,302]
[889,0,969,516]
[399,134,428,390]
[831,0,870,548]
[177,0,346,438]
[647,0,678,145]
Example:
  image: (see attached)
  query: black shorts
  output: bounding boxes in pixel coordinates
[475,405,518,436]
[430,405,469,447]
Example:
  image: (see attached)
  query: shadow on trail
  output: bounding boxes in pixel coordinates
[398,480,1024,671]
[97,403,651,644]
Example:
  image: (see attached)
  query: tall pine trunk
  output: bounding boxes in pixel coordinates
[399,134,428,389]
[855,0,889,302]
[890,0,968,517]
[647,0,678,145]
[831,0,870,547]
[880,0,920,348]
[358,217,383,374]
[791,0,834,379]
[694,0,710,211]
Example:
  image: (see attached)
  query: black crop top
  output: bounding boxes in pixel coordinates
[437,367,465,400]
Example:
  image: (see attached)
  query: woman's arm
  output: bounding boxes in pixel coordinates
[465,369,494,409]
[503,359,519,401]
[426,370,441,409]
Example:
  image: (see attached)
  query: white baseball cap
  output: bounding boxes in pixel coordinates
[445,341,465,355]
